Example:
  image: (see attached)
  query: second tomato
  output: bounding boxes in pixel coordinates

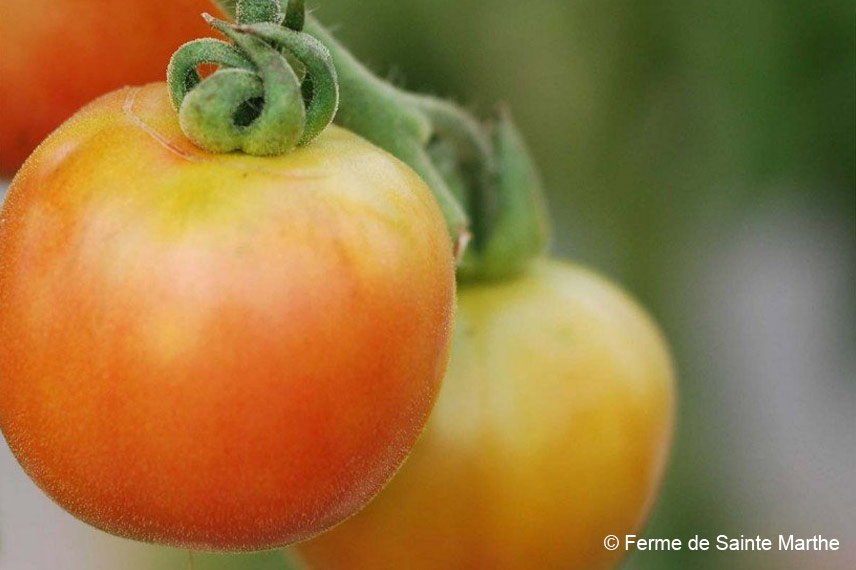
[296,260,675,570]
[0,0,220,174]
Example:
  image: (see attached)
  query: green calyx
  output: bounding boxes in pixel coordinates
[167,0,337,155]
[202,0,550,282]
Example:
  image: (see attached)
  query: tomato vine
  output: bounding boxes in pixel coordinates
[174,0,551,281]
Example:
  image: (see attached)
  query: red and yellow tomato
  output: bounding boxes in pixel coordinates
[0,0,221,174]
[296,260,675,570]
[0,83,456,551]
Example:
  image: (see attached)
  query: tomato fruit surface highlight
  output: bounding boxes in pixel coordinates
[296,260,675,570]
[0,0,221,174]
[0,83,455,551]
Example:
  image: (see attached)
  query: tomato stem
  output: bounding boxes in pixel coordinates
[236,0,283,25]
[206,0,551,280]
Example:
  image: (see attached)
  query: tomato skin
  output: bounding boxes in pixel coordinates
[0,84,456,551]
[296,260,675,570]
[0,0,219,174]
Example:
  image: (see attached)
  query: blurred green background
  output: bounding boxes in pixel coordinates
[1,0,853,568]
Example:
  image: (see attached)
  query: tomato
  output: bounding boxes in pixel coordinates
[296,260,675,570]
[0,83,456,551]
[0,0,221,175]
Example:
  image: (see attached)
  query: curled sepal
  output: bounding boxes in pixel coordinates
[173,16,305,154]
[166,6,338,155]
[167,38,254,111]
[236,22,338,146]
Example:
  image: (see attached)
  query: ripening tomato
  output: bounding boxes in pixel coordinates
[0,83,456,551]
[0,0,221,174]
[296,260,675,570]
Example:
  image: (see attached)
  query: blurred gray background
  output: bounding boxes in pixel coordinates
[1,0,854,568]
